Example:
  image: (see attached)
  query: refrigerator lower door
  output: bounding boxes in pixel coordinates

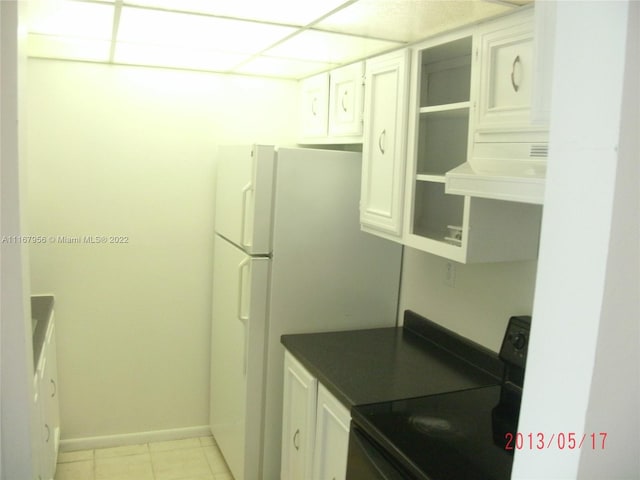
[210,235,269,480]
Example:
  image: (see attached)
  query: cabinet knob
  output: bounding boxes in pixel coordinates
[50,378,57,398]
[45,423,50,442]
[341,90,348,112]
[510,55,521,93]
[311,97,318,116]
[293,428,300,451]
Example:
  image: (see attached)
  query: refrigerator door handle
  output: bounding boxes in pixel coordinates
[237,257,251,375]
[240,183,253,249]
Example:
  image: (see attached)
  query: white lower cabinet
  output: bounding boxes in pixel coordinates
[34,313,60,480]
[281,351,318,480]
[281,351,350,480]
[312,385,350,480]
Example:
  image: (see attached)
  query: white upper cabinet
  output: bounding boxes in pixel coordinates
[474,8,545,142]
[328,62,365,138]
[404,28,542,263]
[298,73,330,139]
[359,49,410,241]
[445,6,549,204]
[298,62,364,144]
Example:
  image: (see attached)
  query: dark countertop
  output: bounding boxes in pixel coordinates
[31,295,55,368]
[281,310,503,409]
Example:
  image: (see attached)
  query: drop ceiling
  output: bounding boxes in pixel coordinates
[26,0,529,79]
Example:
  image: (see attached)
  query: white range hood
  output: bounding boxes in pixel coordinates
[445,141,547,204]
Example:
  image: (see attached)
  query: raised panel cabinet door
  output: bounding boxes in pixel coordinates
[281,352,318,480]
[360,49,410,239]
[476,10,535,132]
[299,72,330,139]
[328,62,365,137]
[312,384,350,480]
[35,314,60,480]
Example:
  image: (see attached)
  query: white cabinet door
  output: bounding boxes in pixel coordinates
[312,384,351,480]
[328,62,364,138]
[475,9,542,140]
[35,314,60,480]
[360,49,410,240]
[298,73,330,139]
[281,352,318,480]
[43,319,60,480]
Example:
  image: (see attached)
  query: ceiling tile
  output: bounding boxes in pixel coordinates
[315,0,514,42]
[233,56,339,79]
[27,33,111,62]
[117,6,297,53]
[114,42,250,71]
[28,0,114,40]
[265,29,402,64]
[122,0,354,26]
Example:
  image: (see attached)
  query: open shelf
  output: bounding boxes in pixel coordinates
[412,182,465,246]
[420,36,472,108]
[416,111,469,176]
[419,101,470,115]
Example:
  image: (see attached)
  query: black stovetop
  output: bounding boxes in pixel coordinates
[351,385,515,480]
[349,314,531,480]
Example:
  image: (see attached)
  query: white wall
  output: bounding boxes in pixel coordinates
[25,59,297,444]
[1,1,36,477]
[399,249,538,352]
[513,2,639,478]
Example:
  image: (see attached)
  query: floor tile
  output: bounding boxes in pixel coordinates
[58,450,94,464]
[149,437,202,453]
[151,447,213,480]
[164,476,214,480]
[95,453,154,480]
[198,436,216,447]
[213,474,233,480]
[54,459,94,480]
[94,443,149,459]
[56,436,234,480]
[202,446,230,475]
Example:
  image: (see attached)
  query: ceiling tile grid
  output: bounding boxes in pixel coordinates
[26,0,524,79]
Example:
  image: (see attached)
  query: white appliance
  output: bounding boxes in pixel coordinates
[209,145,402,480]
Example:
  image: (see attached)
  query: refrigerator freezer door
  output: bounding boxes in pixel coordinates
[210,235,269,480]
[215,145,275,255]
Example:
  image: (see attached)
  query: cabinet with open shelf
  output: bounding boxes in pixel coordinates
[404,28,542,263]
[405,34,473,261]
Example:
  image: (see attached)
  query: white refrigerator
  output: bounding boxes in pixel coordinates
[209,145,402,480]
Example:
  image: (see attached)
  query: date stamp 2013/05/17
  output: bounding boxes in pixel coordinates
[505,432,608,451]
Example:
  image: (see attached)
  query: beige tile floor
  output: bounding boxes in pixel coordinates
[54,436,234,480]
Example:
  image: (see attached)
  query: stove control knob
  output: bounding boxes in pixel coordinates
[511,333,527,350]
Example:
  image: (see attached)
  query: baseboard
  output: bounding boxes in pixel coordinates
[59,425,211,452]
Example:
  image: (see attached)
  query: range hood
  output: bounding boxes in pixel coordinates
[445,141,547,204]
